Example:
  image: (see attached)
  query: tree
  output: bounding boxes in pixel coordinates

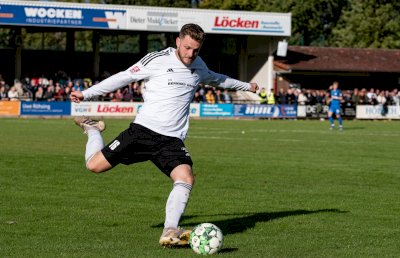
[330,0,400,48]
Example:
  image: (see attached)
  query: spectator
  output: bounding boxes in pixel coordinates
[63,86,71,101]
[258,87,267,104]
[367,88,377,105]
[114,89,124,102]
[192,91,203,103]
[297,89,308,105]
[43,85,55,101]
[306,89,317,105]
[205,89,215,104]
[276,87,287,104]
[351,88,360,105]
[35,86,45,101]
[377,91,387,116]
[223,89,232,103]
[122,85,133,102]
[215,89,224,103]
[7,86,19,101]
[267,89,275,105]
[0,85,8,100]
[286,88,297,104]
[53,83,64,101]
[73,80,83,92]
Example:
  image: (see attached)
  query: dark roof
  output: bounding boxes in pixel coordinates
[274,46,400,73]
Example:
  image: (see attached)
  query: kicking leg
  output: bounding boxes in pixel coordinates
[74,117,112,173]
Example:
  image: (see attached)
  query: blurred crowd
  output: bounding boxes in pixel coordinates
[0,73,143,102]
[264,87,400,107]
[1,73,399,107]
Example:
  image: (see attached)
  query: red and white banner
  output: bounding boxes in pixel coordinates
[71,102,141,117]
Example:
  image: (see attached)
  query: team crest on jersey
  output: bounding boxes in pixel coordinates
[129,66,140,74]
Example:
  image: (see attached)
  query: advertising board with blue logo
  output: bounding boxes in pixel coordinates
[234,104,297,118]
[21,102,71,116]
[200,104,233,117]
[0,3,126,29]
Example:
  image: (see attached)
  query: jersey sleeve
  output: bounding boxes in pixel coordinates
[82,52,159,100]
[199,60,250,91]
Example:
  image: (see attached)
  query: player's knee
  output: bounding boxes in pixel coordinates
[171,164,195,185]
[86,160,102,173]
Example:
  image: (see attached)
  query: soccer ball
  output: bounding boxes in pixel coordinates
[189,223,224,255]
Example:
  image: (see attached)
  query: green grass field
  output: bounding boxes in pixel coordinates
[1,118,399,257]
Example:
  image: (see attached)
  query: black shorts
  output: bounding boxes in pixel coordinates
[101,123,193,176]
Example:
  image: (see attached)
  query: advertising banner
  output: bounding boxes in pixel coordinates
[304,105,329,118]
[20,101,70,115]
[71,102,140,116]
[0,3,126,29]
[0,101,20,116]
[234,104,297,118]
[200,104,233,117]
[356,105,400,120]
[189,103,200,117]
[126,8,290,36]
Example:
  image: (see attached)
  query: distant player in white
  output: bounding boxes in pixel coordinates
[70,23,258,247]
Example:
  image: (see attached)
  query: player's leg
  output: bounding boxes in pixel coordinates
[166,164,194,228]
[160,164,194,247]
[328,110,335,129]
[74,117,112,173]
[86,151,112,173]
[336,111,343,130]
[152,136,194,247]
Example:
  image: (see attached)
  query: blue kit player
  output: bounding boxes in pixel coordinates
[328,81,343,130]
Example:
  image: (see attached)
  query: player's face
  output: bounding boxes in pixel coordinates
[176,35,202,66]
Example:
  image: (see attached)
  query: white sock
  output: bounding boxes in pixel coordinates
[85,129,104,163]
[164,181,192,229]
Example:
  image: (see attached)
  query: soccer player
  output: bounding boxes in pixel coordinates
[328,81,343,130]
[70,23,258,247]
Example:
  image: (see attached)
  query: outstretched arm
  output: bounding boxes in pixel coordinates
[249,82,259,93]
[70,90,84,103]
[204,70,258,93]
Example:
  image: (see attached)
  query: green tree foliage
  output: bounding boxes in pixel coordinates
[200,0,261,11]
[102,0,190,7]
[330,0,400,48]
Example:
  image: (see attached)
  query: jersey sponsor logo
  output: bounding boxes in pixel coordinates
[214,16,259,29]
[167,68,174,72]
[130,66,140,73]
[24,7,83,19]
[167,81,197,88]
[109,140,120,150]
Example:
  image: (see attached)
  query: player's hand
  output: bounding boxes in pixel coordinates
[249,83,259,93]
[70,91,84,103]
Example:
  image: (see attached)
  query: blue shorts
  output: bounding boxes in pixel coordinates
[329,104,341,115]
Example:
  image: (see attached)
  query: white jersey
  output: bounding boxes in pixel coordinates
[82,47,250,140]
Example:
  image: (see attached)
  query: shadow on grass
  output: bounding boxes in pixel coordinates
[153,208,348,236]
[153,209,347,253]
